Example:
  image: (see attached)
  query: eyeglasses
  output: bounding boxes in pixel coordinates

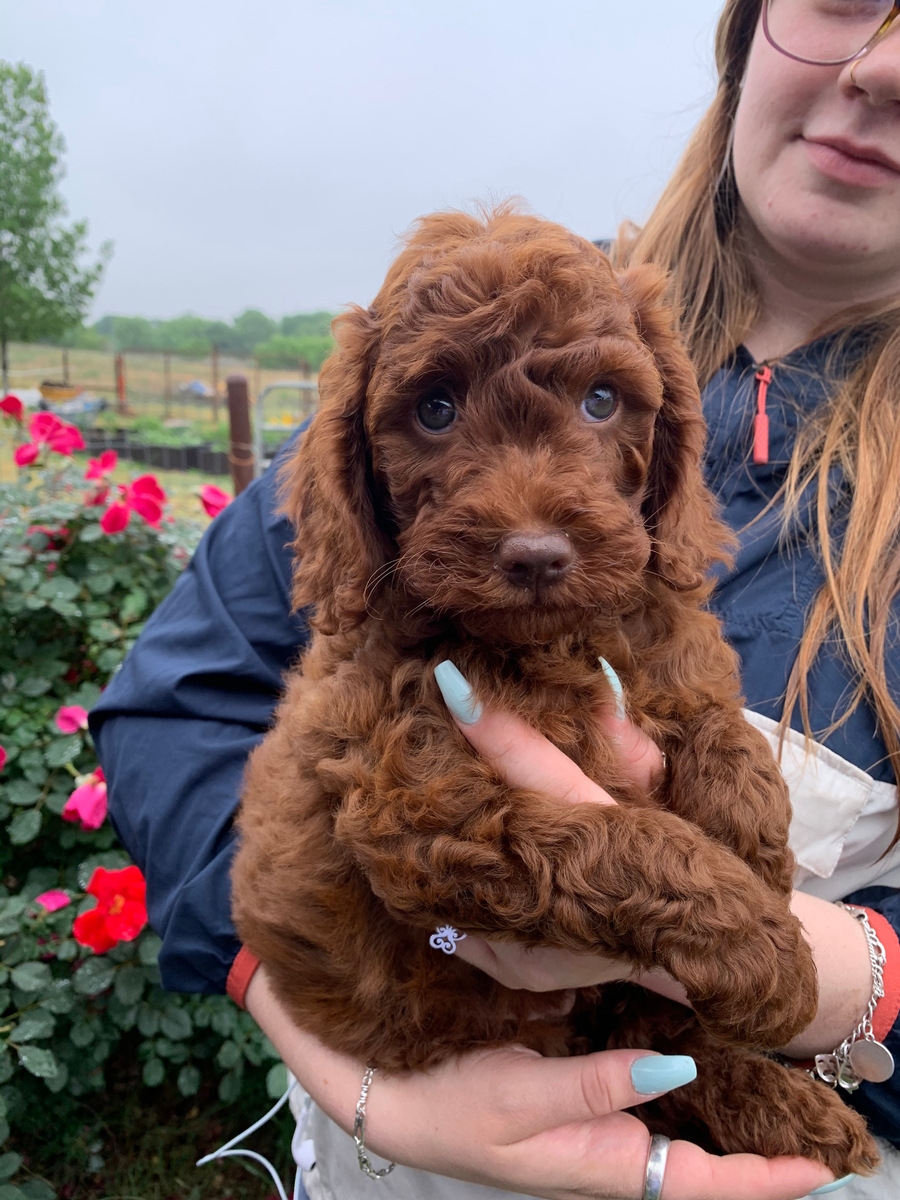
[763,0,900,66]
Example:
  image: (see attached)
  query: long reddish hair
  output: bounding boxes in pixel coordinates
[614,0,900,828]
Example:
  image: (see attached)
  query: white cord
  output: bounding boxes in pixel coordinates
[196,1078,305,1200]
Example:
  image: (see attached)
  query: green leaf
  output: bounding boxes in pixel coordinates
[37,576,80,602]
[11,1010,55,1041]
[0,1153,22,1182]
[0,1185,27,1200]
[79,524,104,543]
[0,1049,12,1084]
[55,939,78,962]
[210,1005,236,1038]
[0,1123,8,1150]
[266,1062,289,1099]
[95,648,123,673]
[85,573,114,596]
[44,790,69,816]
[113,966,145,1006]
[20,1180,57,1200]
[10,962,51,992]
[120,588,148,622]
[18,677,50,698]
[16,1044,58,1078]
[0,898,27,936]
[9,809,42,845]
[137,1004,159,1038]
[142,1057,165,1087]
[69,1020,95,1048]
[2,781,40,807]
[43,1060,69,1094]
[160,1003,192,1041]
[38,979,74,1013]
[138,932,162,966]
[73,956,115,996]
[43,735,81,768]
[218,1068,243,1104]
[177,1064,200,1097]
[217,1039,241,1070]
[88,619,120,643]
[48,598,80,618]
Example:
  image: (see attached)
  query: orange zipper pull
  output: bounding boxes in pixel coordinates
[753,365,772,465]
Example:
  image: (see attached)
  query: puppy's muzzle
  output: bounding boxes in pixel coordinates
[495,531,574,593]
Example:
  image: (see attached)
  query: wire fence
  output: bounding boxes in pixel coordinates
[6,342,319,430]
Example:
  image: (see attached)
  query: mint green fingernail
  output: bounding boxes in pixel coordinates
[810,1178,857,1196]
[435,661,483,725]
[630,1055,697,1095]
[599,657,625,721]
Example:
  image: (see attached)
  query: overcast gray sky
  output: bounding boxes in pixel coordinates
[3,0,724,321]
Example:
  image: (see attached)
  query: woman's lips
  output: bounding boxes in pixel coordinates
[803,137,900,188]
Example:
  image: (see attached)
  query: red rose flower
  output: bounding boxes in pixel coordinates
[0,394,24,422]
[73,865,148,954]
[14,412,85,466]
[85,449,118,480]
[99,474,167,534]
[199,484,232,519]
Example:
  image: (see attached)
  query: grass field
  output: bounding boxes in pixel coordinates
[6,342,318,430]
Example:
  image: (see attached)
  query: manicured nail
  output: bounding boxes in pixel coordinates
[810,1179,857,1196]
[599,658,625,721]
[630,1055,697,1095]
[435,661,483,725]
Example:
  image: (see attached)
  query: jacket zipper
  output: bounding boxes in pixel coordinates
[753,364,772,465]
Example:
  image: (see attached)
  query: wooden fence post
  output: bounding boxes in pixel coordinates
[211,344,220,424]
[163,351,172,420]
[226,374,255,495]
[115,354,127,415]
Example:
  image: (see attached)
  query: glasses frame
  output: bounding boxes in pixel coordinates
[762,0,900,66]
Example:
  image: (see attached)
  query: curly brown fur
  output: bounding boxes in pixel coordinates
[232,206,878,1174]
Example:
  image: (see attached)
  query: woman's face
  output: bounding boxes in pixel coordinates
[732,5,900,289]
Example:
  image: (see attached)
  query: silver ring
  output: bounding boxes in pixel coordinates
[642,1133,670,1200]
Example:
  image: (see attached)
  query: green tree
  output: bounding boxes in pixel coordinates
[0,62,110,391]
[231,308,277,356]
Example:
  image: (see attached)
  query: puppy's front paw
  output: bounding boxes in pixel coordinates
[675,913,818,1048]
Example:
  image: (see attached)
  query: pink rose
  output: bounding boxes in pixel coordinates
[199,484,232,519]
[35,890,71,913]
[61,768,107,831]
[55,705,89,734]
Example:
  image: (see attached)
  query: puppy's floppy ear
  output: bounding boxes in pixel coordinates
[279,304,391,634]
[617,265,733,590]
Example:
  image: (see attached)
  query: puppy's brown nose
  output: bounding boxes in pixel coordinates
[496,532,573,591]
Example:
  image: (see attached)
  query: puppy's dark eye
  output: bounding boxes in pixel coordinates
[416,391,457,433]
[581,385,617,423]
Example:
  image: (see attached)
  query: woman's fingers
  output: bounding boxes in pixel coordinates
[435,659,665,801]
[595,705,666,793]
[453,936,636,991]
[435,661,616,806]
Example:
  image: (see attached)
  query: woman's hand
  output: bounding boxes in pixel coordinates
[437,660,687,1002]
[437,662,875,1052]
[246,966,837,1200]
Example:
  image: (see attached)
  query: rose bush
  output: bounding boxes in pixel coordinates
[0,423,280,1195]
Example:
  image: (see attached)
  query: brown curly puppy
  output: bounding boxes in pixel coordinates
[232,207,878,1176]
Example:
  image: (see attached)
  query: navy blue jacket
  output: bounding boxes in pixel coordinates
[91,334,900,1141]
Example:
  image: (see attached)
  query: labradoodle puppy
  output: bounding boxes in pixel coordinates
[232,207,877,1176]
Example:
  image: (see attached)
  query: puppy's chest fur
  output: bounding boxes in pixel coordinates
[294,617,689,814]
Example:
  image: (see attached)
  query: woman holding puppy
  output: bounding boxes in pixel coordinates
[92,0,900,1197]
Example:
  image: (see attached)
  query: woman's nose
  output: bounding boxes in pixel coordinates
[842,24,900,105]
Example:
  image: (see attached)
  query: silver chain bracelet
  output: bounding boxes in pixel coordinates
[812,904,895,1091]
[354,1066,396,1181]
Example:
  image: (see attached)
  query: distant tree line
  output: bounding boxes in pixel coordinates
[56,308,336,371]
